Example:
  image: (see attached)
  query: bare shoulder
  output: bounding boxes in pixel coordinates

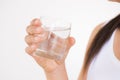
[90,22,105,39]
[78,22,106,80]
[86,22,105,50]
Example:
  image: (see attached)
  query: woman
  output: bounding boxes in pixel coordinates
[25,0,120,80]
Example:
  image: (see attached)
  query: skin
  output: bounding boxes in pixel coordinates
[25,0,120,80]
[78,22,120,80]
[106,0,120,62]
[25,19,75,80]
[114,29,120,60]
[109,0,120,2]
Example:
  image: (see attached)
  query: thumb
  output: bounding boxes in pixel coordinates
[67,37,75,50]
[55,37,75,64]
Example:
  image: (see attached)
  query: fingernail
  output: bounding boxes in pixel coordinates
[34,19,40,24]
[31,19,40,26]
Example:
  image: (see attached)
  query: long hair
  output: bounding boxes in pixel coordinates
[79,14,120,80]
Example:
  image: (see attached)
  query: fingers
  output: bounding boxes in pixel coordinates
[66,37,75,50]
[25,18,43,55]
[31,18,41,26]
[25,44,38,55]
[62,37,75,59]
[25,35,41,45]
[25,18,76,61]
[26,25,44,35]
[56,37,75,64]
[26,19,43,35]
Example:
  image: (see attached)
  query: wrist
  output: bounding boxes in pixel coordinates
[44,63,68,80]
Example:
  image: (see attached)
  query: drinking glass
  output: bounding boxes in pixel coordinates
[34,16,71,60]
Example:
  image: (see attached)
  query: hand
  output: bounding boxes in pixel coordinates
[25,18,75,73]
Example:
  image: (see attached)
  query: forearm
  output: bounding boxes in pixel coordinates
[44,63,68,80]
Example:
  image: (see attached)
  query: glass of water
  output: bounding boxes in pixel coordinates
[34,16,71,60]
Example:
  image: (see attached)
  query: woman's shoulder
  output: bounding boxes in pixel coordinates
[89,22,105,41]
[92,22,105,35]
[85,22,106,52]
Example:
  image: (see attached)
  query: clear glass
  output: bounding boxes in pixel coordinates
[34,16,71,60]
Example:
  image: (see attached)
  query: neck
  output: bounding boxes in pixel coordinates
[114,28,120,61]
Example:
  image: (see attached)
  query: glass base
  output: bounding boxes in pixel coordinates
[35,49,63,60]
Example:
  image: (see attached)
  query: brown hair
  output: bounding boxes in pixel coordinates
[79,14,120,80]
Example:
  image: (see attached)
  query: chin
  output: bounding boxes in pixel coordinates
[109,0,120,3]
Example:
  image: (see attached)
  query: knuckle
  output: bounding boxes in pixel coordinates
[25,47,33,54]
[26,25,42,35]
[31,18,40,25]
[25,35,34,44]
[25,35,30,42]
[26,25,30,33]
[25,47,30,53]
[26,25,34,35]
[31,18,38,23]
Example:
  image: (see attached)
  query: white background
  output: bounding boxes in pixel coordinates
[0,0,120,80]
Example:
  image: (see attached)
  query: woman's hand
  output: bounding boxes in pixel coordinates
[25,18,75,74]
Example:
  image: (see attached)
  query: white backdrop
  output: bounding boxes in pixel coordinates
[0,0,120,80]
